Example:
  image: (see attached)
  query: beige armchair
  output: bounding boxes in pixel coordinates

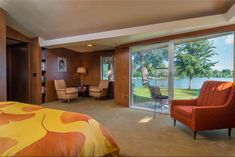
[54,80,78,103]
[89,80,109,99]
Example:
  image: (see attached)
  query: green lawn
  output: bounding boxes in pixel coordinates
[133,87,200,103]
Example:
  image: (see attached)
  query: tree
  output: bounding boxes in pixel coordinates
[143,47,168,77]
[175,40,217,90]
[140,52,149,86]
[221,69,232,78]
[132,51,149,86]
[212,70,222,77]
[132,47,168,86]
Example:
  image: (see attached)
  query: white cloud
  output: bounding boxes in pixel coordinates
[225,35,234,45]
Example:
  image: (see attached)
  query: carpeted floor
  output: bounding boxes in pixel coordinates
[43,98,235,156]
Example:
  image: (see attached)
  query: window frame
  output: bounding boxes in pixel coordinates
[100,55,115,81]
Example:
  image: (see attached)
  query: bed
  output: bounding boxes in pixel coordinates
[0,102,119,156]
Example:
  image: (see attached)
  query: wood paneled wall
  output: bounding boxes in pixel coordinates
[45,48,81,102]
[0,9,6,101]
[114,47,129,107]
[79,50,114,86]
[79,50,115,98]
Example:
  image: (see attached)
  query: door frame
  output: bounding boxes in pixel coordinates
[129,41,174,113]
[6,39,30,103]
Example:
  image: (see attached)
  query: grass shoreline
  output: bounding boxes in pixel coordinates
[133,87,200,103]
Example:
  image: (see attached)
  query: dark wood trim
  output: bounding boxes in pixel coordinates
[7,42,28,47]
[6,26,30,43]
[0,9,7,101]
[6,47,11,100]
[7,44,30,103]
[27,44,31,103]
[29,38,42,104]
[120,24,235,48]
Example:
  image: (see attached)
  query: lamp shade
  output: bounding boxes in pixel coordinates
[77,67,87,74]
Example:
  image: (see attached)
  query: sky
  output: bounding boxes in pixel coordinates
[131,33,234,71]
[209,33,234,71]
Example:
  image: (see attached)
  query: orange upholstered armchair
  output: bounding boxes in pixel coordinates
[170,81,235,139]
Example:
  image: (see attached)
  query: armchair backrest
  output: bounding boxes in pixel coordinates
[54,80,66,90]
[196,81,233,106]
[99,80,109,89]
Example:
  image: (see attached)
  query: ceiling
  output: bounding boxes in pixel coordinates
[1,0,235,52]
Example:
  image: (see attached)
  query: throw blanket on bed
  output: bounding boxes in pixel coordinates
[0,102,119,156]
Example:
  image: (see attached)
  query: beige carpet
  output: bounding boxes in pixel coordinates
[43,98,235,156]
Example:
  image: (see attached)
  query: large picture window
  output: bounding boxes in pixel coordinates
[101,56,115,81]
[130,31,234,113]
[174,32,234,99]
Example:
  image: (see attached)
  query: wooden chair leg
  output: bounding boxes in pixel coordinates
[173,119,176,126]
[194,131,197,140]
[229,128,232,137]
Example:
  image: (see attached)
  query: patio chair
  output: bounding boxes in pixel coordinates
[148,85,168,118]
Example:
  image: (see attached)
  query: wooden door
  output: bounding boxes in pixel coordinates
[7,44,30,103]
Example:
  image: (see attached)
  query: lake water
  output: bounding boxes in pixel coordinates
[132,77,233,89]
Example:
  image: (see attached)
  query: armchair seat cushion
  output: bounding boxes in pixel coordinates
[89,87,101,93]
[65,87,78,94]
[174,105,193,118]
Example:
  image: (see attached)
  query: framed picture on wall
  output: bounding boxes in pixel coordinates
[58,57,67,72]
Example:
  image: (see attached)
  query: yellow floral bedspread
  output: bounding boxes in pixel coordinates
[0,102,119,156]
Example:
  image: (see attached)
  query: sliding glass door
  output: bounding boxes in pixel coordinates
[130,31,234,114]
[130,42,170,113]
